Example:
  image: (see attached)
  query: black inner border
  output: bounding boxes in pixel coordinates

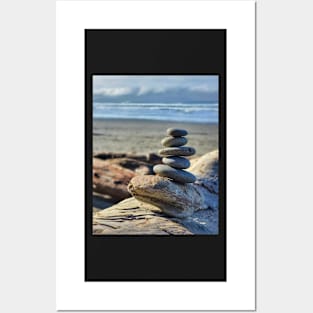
[85,30,226,281]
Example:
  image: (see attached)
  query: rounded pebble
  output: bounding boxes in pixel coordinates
[166,128,188,137]
[153,164,196,183]
[159,146,196,157]
[161,136,187,147]
[162,156,190,169]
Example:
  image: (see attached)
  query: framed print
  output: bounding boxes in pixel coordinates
[57,0,255,310]
[85,30,226,281]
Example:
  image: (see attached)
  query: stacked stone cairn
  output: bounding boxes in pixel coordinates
[153,128,196,183]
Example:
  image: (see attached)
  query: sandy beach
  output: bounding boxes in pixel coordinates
[93,118,218,157]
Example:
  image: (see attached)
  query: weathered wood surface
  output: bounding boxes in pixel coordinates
[93,157,154,201]
[93,197,193,235]
[93,150,219,235]
[128,150,218,218]
[94,152,162,165]
[93,192,114,212]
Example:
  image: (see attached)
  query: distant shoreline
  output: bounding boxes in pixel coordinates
[93,101,218,124]
[93,117,218,125]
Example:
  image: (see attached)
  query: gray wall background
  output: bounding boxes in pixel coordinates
[0,0,312,312]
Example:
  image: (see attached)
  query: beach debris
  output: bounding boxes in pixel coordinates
[128,150,219,218]
[153,128,196,183]
[94,152,162,165]
[93,157,154,201]
[93,151,218,234]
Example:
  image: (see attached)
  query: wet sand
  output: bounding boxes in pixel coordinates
[93,118,218,157]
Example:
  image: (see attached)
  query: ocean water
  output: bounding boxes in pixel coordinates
[93,102,218,123]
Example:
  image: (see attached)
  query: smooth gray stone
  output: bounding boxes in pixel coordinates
[166,128,188,137]
[162,156,190,169]
[153,164,196,183]
[161,136,188,147]
[159,146,196,157]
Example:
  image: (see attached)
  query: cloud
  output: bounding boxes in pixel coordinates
[189,85,211,92]
[137,87,150,96]
[93,75,218,103]
[94,86,217,103]
[137,86,166,96]
[95,87,132,97]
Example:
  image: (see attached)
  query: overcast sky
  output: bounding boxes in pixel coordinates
[93,75,218,104]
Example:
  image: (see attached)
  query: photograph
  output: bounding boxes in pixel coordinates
[92,75,219,235]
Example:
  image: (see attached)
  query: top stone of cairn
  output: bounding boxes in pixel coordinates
[166,128,188,137]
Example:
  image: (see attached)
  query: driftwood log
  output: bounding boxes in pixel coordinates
[93,197,193,235]
[93,157,154,201]
[93,150,219,235]
[94,152,162,165]
[128,150,218,218]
